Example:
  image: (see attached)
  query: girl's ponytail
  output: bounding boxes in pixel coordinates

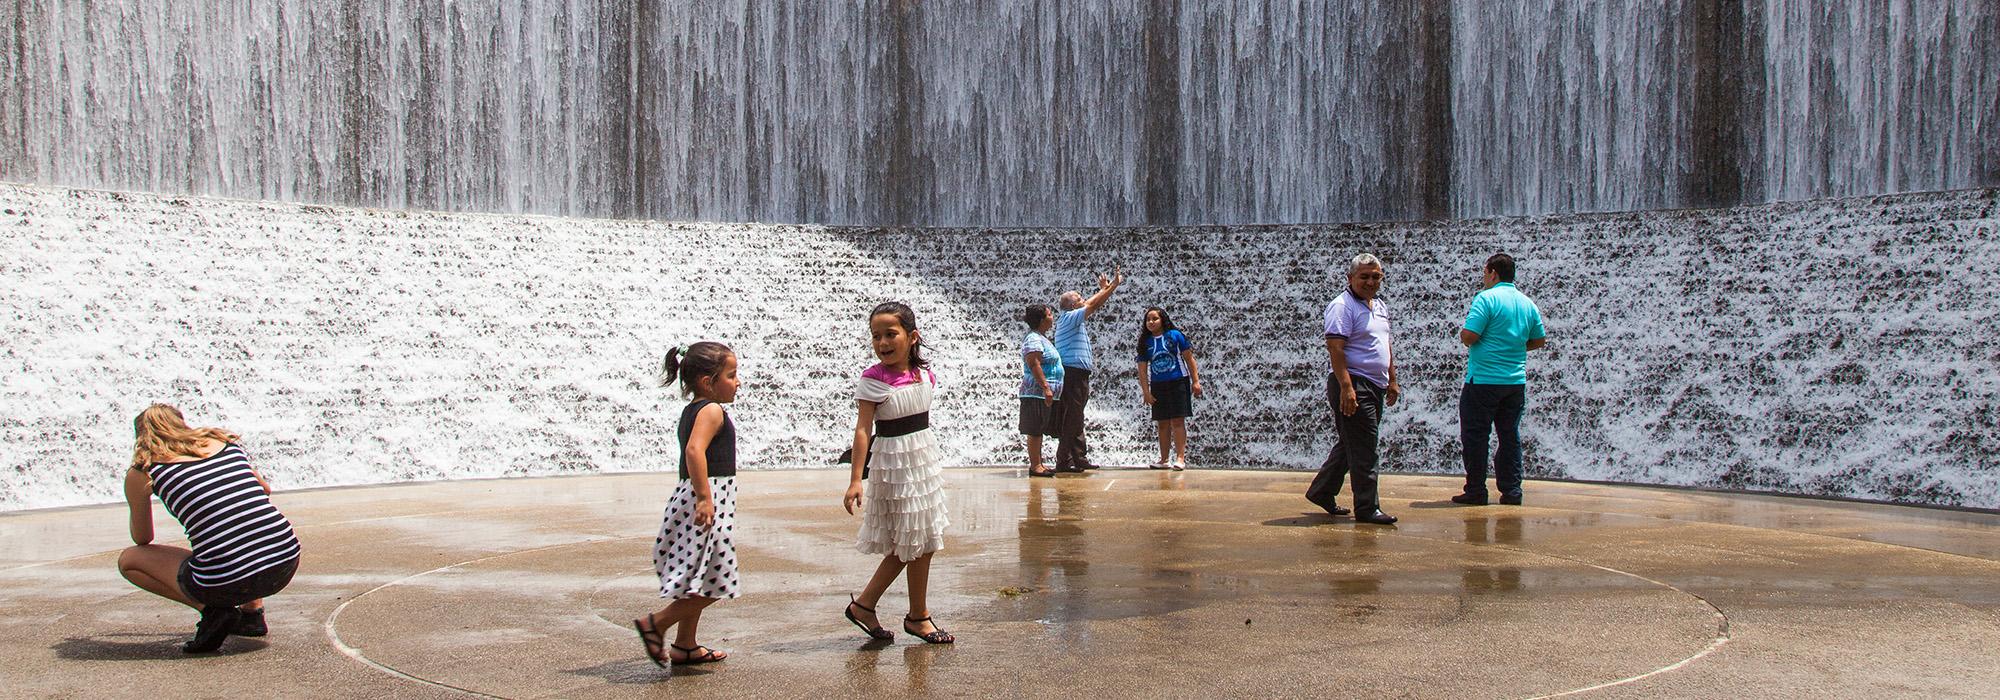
[658,347,683,388]
[659,342,734,396]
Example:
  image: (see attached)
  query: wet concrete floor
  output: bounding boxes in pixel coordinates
[2,468,1996,698]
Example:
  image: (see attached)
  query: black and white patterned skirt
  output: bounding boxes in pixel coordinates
[653,477,740,600]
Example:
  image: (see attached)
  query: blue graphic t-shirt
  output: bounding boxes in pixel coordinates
[1136,329,1192,382]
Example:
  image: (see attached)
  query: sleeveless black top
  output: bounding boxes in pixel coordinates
[677,400,737,479]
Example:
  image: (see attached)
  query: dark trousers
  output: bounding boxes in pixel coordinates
[1459,383,1526,497]
[1307,373,1384,513]
[1054,366,1093,469]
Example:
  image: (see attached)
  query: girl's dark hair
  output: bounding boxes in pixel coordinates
[870,301,930,370]
[1135,306,1178,358]
[1022,303,1054,330]
[659,341,734,396]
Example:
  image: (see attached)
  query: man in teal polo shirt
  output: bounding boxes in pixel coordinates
[1452,253,1547,506]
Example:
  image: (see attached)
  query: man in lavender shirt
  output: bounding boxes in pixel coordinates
[1306,253,1402,525]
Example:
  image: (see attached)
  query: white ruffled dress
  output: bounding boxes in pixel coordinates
[854,365,949,562]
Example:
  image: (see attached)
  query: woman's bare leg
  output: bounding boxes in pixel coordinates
[1026,435,1045,471]
[118,544,199,608]
[1156,421,1172,463]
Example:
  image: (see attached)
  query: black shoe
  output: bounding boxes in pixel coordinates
[182,604,241,653]
[903,615,955,644]
[1354,510,1398,525]
[1079,462,1100,470]
[231,607,267,637]
[1450,493,1489,506]
[1055,465,1086,473]
[843,596,894,641]
[1499,493,1523,505]
[1029,467,1056,478]
[1308,496,1352,517]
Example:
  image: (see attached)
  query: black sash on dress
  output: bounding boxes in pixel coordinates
[835,411,932,479]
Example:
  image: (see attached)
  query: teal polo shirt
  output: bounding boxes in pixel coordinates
[1462,283,1545,385]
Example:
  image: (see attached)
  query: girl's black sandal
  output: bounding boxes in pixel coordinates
[669,643,727,664]
[903,615,955,644]
[844,596,894,640]
[633,617,670,668]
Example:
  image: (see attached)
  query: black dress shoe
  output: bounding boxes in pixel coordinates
[183,604,241,653]
[1450,493,1488,505]
[1307,496,1352,516]
[1055,465,1085,474]
[1353,510,1398,525]
[1499,493,1523,505]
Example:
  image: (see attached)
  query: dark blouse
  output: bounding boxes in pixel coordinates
[677,400,737,479]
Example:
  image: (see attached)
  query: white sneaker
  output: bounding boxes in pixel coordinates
[1171,458,1186,471]
[1149,461,1170,469]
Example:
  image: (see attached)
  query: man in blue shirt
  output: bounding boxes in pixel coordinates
[1453,253,1547,506]
[1051,267,1123,472]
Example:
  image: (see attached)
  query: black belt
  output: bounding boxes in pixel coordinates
[835,412,931,476]
[874,411,930,438]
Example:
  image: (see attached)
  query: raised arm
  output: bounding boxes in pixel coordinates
[1082,267,1124,316]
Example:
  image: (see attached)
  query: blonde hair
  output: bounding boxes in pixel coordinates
[131,404,239,469]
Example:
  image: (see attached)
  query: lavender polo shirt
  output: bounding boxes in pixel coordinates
[1323,290,1394,388]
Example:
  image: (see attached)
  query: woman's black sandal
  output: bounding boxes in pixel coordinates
[632,617,670,668]
[844,596,894,640]
[903,615,955,644]
[669,643,727,664]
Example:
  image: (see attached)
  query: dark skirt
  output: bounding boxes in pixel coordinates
[1151,377,1193,421]
[1019,397,1059,436]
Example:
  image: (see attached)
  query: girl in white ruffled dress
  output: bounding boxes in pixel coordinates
[840,302,955,644]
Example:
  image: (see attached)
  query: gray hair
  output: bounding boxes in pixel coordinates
[1058,291,1084,310]
[1347,253,1383,275]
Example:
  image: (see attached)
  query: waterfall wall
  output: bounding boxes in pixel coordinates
[3,182,1995,512]
[4,0,1994,226]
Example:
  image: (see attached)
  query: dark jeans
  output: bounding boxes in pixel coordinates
[1308,373,1384,513]
[1054,366,1093,469]
[1459,383,1526,498]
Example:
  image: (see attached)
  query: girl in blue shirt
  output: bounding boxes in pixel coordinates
[1135,307,1201,469]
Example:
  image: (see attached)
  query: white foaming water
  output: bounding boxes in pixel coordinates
[2,182,1995,511]
[2,1,1991,225]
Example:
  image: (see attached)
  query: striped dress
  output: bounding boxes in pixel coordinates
[149,444,301,588]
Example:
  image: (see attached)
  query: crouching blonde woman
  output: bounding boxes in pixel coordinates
[119,404,301,653]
